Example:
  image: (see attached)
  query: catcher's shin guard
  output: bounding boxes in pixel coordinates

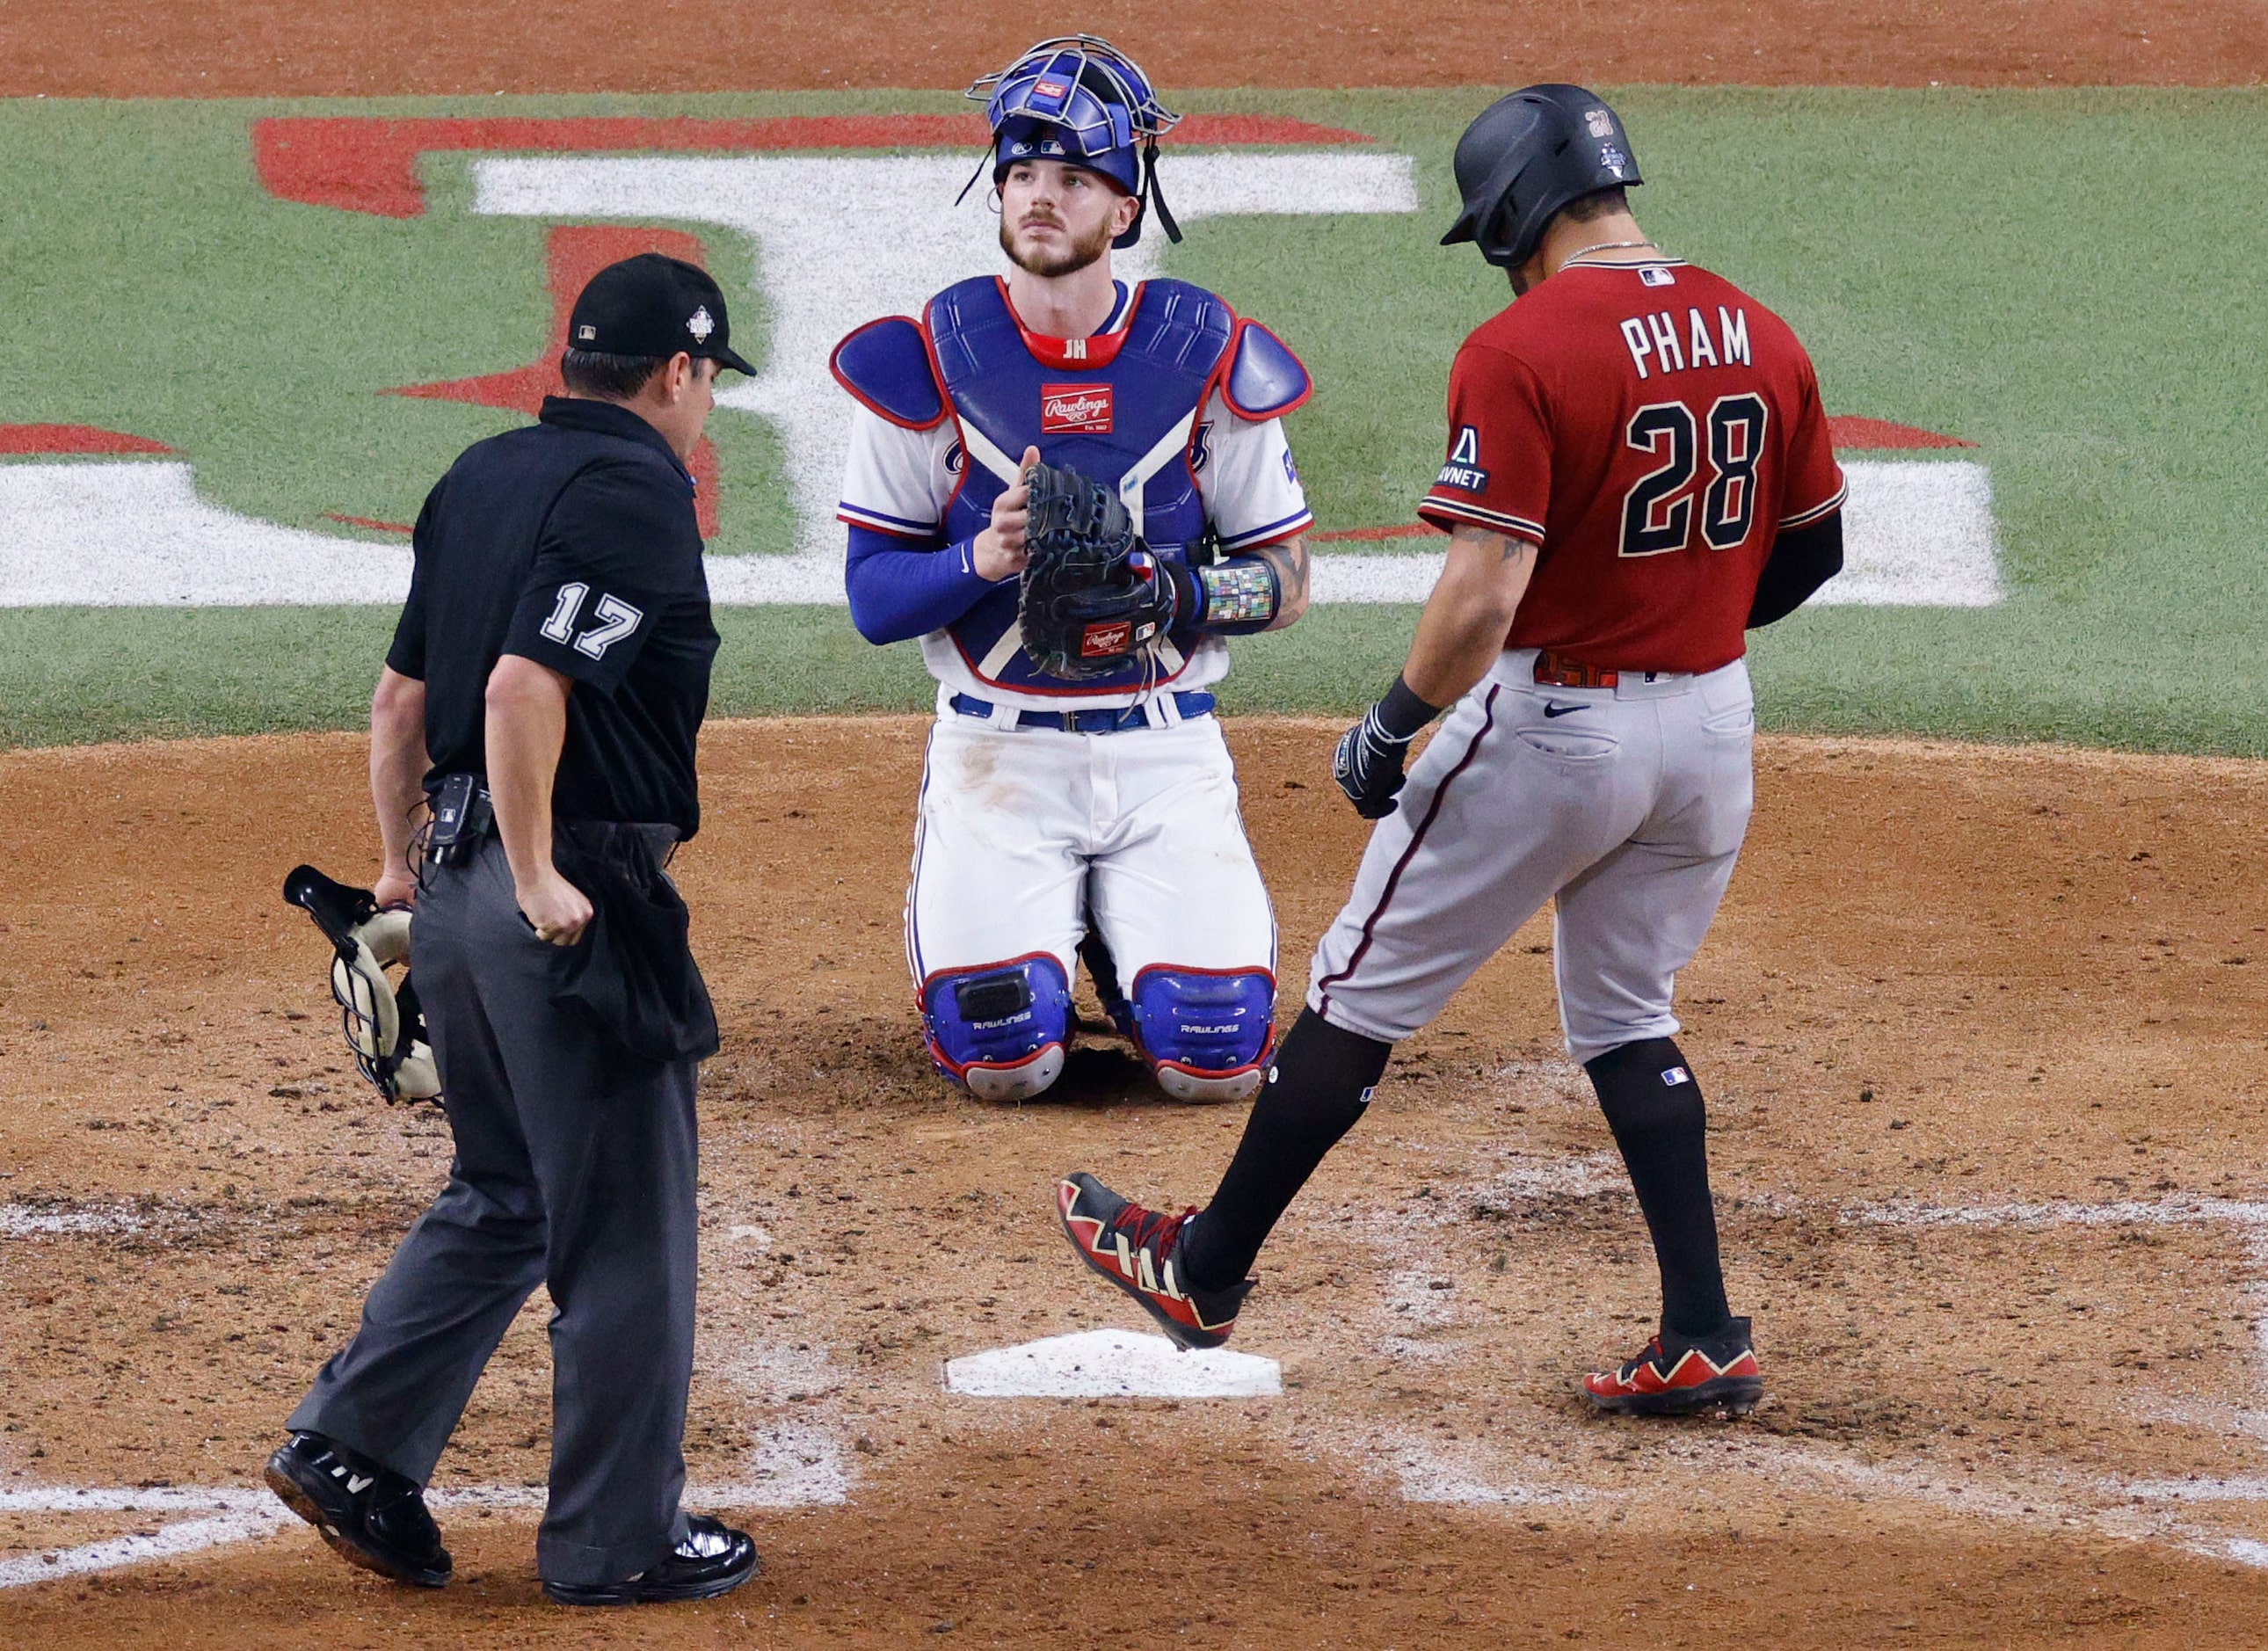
[921,955,1072,1102]
[1129,966,1274,1102]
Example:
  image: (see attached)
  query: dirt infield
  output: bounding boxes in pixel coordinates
[10,0,2266,97]
[6,720,2268,1642]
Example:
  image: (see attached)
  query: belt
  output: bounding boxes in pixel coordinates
[949,690,1216,733]
[1531,651,1621,689]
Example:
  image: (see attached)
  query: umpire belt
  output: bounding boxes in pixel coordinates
[949,690,1216,734]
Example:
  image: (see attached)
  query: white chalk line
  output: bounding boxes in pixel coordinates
[0,1452,851,1591]
[1347,1170,2268,1569]
[0,1202,148,1239]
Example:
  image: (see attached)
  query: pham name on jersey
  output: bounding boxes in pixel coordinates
[1617,306,1752,382]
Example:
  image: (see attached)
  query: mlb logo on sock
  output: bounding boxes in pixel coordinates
[1661,1066,1690,1086]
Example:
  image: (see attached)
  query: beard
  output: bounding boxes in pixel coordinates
[1000,211,1116,279]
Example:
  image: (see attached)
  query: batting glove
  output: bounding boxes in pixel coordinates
[1333,676,1443,819]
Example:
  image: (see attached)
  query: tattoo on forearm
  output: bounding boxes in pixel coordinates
[1258,537,1310,607]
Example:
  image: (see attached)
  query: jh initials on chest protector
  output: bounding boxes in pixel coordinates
[927,276,1229,695]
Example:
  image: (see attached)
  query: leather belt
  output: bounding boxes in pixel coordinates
[1532,651,1620,689]
[950,690,1216,733]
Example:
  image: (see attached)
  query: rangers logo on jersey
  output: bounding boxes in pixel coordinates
[1041,383,1115,434]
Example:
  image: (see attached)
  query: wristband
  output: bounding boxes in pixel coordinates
[1193,559,1281,633]
[1373,674,1443,743]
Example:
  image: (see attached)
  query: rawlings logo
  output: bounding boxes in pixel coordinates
[1081,620,1132,658]
[1035,77,1070,98]
[1041,383,1113,434]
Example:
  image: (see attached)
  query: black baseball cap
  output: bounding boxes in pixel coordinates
[567,253,757,375]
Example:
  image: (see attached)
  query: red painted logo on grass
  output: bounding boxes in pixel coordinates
[1042,384,1113,435]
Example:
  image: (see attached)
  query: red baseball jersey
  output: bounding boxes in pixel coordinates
[1419,258,1845,674]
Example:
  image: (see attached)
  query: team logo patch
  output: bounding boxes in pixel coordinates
[687,306,715,343]
[1041,383,1114,434]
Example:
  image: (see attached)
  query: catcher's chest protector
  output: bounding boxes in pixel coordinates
[927,276,1231,694]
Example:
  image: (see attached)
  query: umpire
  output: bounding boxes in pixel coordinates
[264,254,760,1606]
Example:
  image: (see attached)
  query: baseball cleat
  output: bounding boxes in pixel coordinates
[1057,1172,1251,1350]
[1582,1316,1763,1415]
[542,1514,760,1606]
[264,1431,452,1588]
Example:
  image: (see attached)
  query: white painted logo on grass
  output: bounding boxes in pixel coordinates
[944,1328,1281,1398]
[472,151,1421,580]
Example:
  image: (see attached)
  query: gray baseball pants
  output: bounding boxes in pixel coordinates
[1310,649,1756,1061]
[289,829,699,1588]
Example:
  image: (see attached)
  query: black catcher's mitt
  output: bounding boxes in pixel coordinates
[1017,461,1172,680]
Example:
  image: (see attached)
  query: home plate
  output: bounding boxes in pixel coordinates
[944,1329,1281,1399]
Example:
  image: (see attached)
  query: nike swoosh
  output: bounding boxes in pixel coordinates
[1542,702,1587,717]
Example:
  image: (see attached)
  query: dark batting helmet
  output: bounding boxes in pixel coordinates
[1440,85,1642,269]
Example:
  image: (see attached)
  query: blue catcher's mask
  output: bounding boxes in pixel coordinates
[962,34,1182,249]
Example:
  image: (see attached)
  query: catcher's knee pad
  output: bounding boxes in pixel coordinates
[921,955,1072,1102]
[1130,966,1275,1103]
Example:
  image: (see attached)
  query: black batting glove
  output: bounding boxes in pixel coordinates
[1333,675,1444,819]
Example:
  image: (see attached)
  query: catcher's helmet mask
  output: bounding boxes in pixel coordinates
[1442,84,1643,270]
[960,34,1183,249]
[283,864,442,1105]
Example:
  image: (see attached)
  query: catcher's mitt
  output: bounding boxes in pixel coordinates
[283,864,440,1104]
[1017,460,1172,680]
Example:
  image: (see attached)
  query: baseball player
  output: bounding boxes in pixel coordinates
[1059,86,1847,1415]
[831,35,1315,1103]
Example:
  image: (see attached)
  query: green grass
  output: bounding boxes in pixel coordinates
[0,607,1423,746]
[4,89,2267,751]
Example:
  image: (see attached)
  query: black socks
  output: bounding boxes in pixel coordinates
[1177,1008,1392,1291]
[1585,1037,1732,1339]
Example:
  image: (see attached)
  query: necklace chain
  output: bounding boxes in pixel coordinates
[1562,238,1660,265]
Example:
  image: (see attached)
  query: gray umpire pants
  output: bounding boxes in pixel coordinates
[289,828,699,1588]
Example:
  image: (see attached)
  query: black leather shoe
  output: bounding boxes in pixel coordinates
[264,1431,452,1588]
[542,1514,760,1606]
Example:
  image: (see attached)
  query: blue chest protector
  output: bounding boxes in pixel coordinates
[927,276,1232,696]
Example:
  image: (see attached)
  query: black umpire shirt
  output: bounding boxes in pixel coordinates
[386,396,721,837]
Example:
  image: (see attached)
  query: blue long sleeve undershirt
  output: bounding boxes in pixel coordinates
[844,524,1006,645]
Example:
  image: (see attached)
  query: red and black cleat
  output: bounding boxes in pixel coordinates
[1583,1316,1763,1415]
[1057,1173,1252,1350]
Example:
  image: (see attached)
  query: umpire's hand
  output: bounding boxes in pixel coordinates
[517,865,594,947]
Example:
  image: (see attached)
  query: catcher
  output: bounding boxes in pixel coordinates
[831,34,1313,1102]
